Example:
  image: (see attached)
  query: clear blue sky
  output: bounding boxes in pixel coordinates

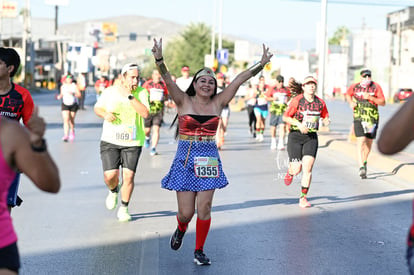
[15,0,411,49]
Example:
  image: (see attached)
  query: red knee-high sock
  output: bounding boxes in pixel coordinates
[195,217,211,251]
[177,215,189,232]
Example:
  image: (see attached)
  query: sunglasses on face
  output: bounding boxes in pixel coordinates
[362,74,371,78]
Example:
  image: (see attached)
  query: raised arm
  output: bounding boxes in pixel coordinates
[217,44,273,107]
[377,96,414,154]
[152,38,186,107]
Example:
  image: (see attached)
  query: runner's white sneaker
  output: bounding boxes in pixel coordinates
[117,206,132,222]
[299,196,311,208]
[270,139,277,150]
[150,147,158,156]
[105,191,118,210]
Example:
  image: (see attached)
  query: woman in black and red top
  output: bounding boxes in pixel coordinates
[282,76,330,208]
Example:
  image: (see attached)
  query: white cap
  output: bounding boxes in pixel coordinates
[121,63,139,75]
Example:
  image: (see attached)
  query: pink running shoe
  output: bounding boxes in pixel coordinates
[69,131,75,141]
[284,172,293,186]
[62,135,69,142]
[299,196,311,208]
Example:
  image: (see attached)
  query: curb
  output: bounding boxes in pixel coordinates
[318,130,414,184]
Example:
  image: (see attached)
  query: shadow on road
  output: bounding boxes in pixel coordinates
[46,122,103,129]
[19,197,412,274]
[366,162,414,179]
[318,138,348,148]
[312,189,414,206]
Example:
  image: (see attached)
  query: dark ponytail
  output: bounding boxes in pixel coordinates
[288,79,304,98]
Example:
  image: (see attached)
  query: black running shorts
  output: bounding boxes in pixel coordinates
[0,242,20,273]
[354,120,378,139]
[287,131,318,161]
[269,113,285,127]
[144,112,163,128]
[61,102,79,112]
[100,141,142,172]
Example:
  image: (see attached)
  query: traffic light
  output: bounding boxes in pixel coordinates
[129,32,137,41]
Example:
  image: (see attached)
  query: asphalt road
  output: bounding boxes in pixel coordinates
[11,90,414,275]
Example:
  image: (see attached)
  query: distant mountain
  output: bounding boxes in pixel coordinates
[58,15,313,65]
[270,38,316,52]
[242,33,316,53]
[59,15,186,62]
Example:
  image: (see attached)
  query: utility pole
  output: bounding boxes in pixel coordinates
[0,0,3,47]
[317,0,327,100]
[22,0,33,88]
[54,5,58,34]
[218,0,223,51]
[211,0,216,57]
[53,4,61,88]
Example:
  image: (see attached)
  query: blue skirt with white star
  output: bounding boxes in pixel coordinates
[161,140,228,191]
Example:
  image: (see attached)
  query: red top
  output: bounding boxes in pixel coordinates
[346,81,385,107]
[95,79,110,92]
[0,83,34,126]
[142,80,168,97]
[284,94,329,132]
[266,87,291,100]
[178,115,220,136]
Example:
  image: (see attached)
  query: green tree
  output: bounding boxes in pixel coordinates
[328,26,350,45]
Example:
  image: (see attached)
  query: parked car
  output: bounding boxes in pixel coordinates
[394,88,413,102]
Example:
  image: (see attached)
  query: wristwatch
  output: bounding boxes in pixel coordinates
[31,138,47,153]
[128,94,134,100]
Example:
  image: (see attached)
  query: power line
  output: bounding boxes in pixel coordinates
[283,0,412,7]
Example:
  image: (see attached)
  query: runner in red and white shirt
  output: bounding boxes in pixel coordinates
[282,76,330,208]
[0,47,35,212]
[345,68,385,179]
[142,69,169,156]
[266,75,291,150]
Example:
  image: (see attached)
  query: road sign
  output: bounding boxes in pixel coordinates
[217,49,229,65]
[1,1,18,18]
[102,22,118,42]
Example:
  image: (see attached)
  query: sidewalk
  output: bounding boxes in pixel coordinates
[318,128,414,184]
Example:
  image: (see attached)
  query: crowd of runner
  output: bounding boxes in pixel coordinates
[1,41,411,273]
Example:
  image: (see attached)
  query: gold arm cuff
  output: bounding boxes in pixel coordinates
[156,62,169,76]
[249,63,264,77]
